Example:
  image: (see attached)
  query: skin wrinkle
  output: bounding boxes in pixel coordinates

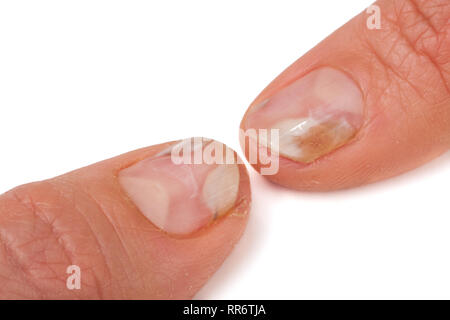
[409,1,450,81]
[19,191,76,282]
[0,226,41,298]
[38,181,99,299]
[365,37,441,135]
[0,189,59,299]
[3,179,119,299]
[48,178,113,299]
[0,195,30,276]
[364,1,450,105]
[408,0,440,34]
[75,193,118,299]
[14,186,89,299]
[359,40,394,119]
[395,2,450,95]
[77,183,135,297]
[371,28,428,101]
[14,191,58,296]
[353,41,407,132]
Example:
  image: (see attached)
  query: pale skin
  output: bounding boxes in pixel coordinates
[0,0,449,298]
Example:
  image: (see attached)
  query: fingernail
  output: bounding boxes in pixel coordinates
[118,138,242,235]
[243,67,364,163]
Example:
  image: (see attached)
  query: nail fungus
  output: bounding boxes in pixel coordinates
[119,138,242,235]
[243,67,364,163]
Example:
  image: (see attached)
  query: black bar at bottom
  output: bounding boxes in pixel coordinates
[0,300,447,318]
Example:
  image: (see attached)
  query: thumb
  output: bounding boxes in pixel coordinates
[0,138,250,299]
[240,0,450,191]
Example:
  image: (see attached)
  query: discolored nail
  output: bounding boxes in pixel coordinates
[118,138,244,235]
[243,67,364,163]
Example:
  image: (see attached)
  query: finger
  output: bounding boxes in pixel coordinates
[240,0,450,191]
[0,138,250,299]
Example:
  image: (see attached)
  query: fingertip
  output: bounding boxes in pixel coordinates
[239,0,450,191]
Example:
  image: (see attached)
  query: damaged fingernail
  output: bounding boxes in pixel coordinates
[243,67,364,163]
[118,138,243,235]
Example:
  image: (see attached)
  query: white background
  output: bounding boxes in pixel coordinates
[1,0,450,299]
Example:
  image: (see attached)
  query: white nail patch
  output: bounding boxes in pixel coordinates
[202,164,240,218]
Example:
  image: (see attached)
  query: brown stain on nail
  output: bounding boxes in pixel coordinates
[295,120,355,163]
